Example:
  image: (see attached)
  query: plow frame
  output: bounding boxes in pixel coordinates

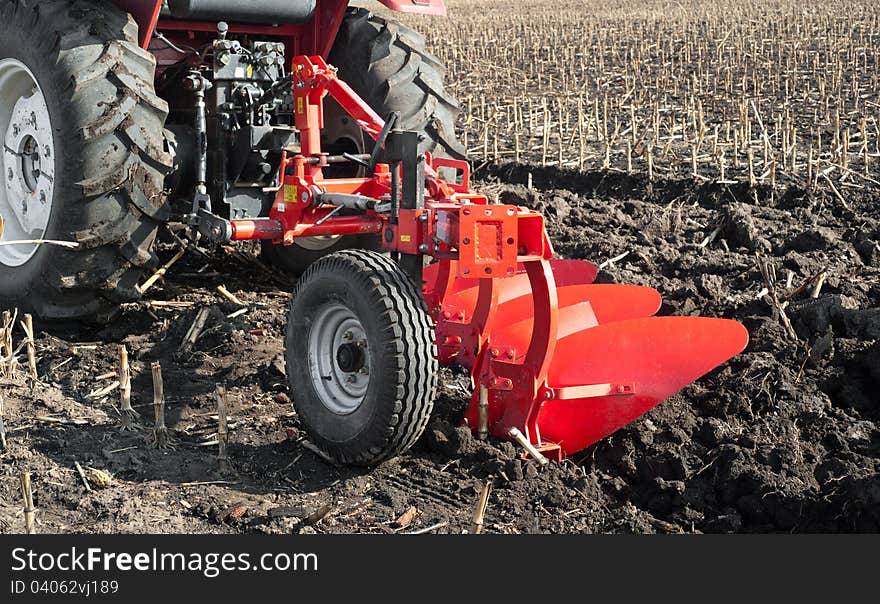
[104,1,576,455]
[204,53,570,455]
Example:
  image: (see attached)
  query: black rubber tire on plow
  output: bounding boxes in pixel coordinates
[285,249,438,466]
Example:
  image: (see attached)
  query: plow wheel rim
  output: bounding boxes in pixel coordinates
[0,58,55,267]
[307,302,371,414]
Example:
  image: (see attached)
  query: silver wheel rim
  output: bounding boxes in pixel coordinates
[307,303,371,414]
[0,59,55,267]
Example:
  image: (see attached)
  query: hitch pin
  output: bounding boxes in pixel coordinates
[314,204,345,227]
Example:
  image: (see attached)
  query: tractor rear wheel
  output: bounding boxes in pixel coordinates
[263,7,465,277]
[0,0,170,321]
[285,249,438,465]
[328,7,466,162]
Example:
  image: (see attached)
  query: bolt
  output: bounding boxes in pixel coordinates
[490,348,499,358]
[301,192,309,203]
[419,213,429,223]
[418,244,429,253]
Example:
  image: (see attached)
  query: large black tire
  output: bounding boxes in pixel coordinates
[264,7,466,276]
[0,0,171,321]
[286,249,438,465]
[329,7,466,160]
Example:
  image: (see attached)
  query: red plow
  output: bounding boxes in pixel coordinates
[219,56,749,462]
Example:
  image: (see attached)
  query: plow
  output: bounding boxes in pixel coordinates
[0,0,748,465]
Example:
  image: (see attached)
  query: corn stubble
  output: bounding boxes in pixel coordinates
[406,0,880,191]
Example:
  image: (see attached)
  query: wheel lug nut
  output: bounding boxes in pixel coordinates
[6,168,12,181]
[39,191,47,203]
[43,145,50,158]
[346,375,356,384]
[343,331,353,341]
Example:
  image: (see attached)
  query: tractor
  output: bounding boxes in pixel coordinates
[0,0,748,465]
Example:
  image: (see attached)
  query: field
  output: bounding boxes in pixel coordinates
[0,0,878,534]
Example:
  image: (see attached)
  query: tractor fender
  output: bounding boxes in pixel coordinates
[376,0,447,16]
[111,1,163,47]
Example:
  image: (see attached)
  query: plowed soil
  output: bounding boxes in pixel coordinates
[1,165,877,534]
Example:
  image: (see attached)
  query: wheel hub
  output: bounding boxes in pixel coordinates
[0,58,55,267]
[335,342,366,373]
[307,303,371,414]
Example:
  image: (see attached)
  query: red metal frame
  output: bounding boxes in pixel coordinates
[224,55,549,261]
[222,54,574,456]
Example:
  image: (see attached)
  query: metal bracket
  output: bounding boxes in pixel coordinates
[368,111,399,174]
[546,382,636,401]
[197,209,233,243]
[385,130,426,283]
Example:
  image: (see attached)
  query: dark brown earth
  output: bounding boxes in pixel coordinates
[1,166,878,534]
